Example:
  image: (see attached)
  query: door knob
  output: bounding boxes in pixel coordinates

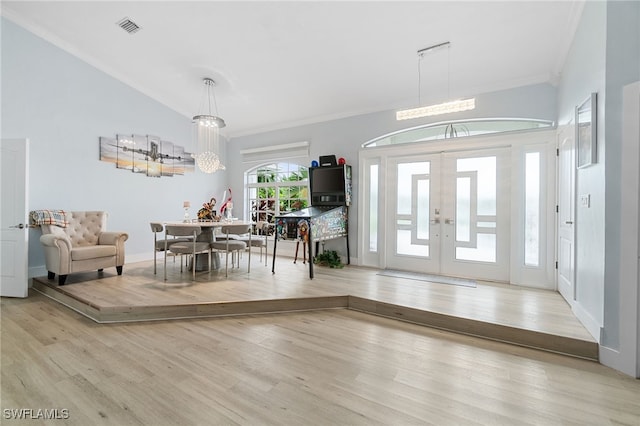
[430,218,440,224]
[444,218,455,225]
[565,221,573,225]
[10,223,25,229]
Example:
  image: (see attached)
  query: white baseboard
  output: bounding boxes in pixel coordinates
[572,301,602,342]
[599,345,639,378]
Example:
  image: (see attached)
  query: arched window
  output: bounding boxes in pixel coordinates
[363,118,554,148]
[246,162,309,223]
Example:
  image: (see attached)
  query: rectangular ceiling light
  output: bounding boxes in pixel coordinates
[396,98,476,121]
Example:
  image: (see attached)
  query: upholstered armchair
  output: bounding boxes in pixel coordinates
[39,211,128,285]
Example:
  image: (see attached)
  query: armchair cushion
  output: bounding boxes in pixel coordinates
[71,245,117,261]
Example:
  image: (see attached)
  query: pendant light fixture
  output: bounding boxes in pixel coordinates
[396,42,475,121]
[193,78,226,173]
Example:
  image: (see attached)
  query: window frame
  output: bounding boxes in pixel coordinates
[245,162,310,224]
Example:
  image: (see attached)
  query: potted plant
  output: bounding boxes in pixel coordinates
[313,250,344,268]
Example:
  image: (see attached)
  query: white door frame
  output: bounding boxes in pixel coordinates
[1,138,29,297]
[358,129,557,288]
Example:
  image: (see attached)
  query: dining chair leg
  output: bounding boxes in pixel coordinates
[163,250,167,281]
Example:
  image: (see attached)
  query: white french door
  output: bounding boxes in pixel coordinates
[386,148,510,281]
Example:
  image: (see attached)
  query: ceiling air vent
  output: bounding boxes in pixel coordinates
[116,17,141,34]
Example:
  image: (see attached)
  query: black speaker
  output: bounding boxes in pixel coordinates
[319,155,337,167]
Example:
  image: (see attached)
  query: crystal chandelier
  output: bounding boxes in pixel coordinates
[193,78,226,173]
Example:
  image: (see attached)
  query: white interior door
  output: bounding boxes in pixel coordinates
[557,127,576,303]
[386,149,510,281]
[1,138,29,297]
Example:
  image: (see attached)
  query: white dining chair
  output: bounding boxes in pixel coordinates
[150,222,190,275]
[237,221,270,266]
[210,224,251,277]
[164,225,211,281]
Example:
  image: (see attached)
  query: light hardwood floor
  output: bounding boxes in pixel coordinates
[2,289,639,425]
[30,256,597,359]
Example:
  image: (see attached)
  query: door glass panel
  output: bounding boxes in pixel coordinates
[458,157,496,215]
[455,156,497,263]
[369,164,378,252]
[456,177,471,242]
[397,162,429,214]
[396,161,431,258]
[456,234,496,262]
[417,179,429,240]
[525,152,540,266]
[397,230,429,256]
[477,222,496,228]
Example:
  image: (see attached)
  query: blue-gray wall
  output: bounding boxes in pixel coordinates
[557,0,607,339]
[1,17,226,273]
[557,0,640,376]
[228,83,557,258]
[602,0,640,373]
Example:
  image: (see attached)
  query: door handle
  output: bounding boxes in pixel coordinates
[565,221,573,225]
[9,223,25,229]
[444,218,455,225]
[430,218,440,225]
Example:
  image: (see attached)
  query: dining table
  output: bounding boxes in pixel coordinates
[161,219,254,271]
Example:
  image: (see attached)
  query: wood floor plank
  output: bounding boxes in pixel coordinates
[2,293,639,425]
[33,258,594,338]
[29,257,598,359]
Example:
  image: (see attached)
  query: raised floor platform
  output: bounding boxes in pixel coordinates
[31,257,598,361]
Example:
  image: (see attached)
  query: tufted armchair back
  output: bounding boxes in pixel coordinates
[41,211,107,247]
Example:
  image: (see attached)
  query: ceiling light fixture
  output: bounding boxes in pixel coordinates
[193,78,226,173]
[396,42,475,121]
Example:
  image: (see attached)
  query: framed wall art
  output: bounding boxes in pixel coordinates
[99,134,195,178]
[576,92,597,169]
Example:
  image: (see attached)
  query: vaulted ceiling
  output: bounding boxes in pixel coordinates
[2,1,584,137]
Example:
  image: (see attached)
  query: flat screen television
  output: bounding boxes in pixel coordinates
[309,164,351,206]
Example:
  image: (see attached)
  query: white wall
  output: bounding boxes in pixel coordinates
[228,83,557,259]
[557,0,640,377]
[557,0,607,340]
[1,17,227,275]
[601,1,640,378]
